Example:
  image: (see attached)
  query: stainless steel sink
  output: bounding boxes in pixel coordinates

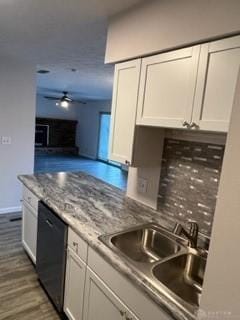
[152,253,206,307]
[110,226,182,263]
[99,223,207,314]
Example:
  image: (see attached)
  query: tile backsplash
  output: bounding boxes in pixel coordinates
[158,138,225,238]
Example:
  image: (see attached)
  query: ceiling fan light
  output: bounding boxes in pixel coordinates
[60,100,69,108]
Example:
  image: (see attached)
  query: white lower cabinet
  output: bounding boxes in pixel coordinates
[22,201,38,264]
[22,186,39,264]
[64,247,87,320]
[64,245,171,320]
[86,248,171,320]
[83,268,139,320]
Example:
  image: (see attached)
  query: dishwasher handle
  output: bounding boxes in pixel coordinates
[46,219,53,228]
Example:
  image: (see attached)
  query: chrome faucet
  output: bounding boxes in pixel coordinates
[173,221,199,248]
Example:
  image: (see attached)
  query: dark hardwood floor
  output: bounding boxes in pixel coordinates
[0,212,59,320]
[35,154,128,190]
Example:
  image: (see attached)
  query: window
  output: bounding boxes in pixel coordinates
[98,113,111,162]
[97,113,120,167]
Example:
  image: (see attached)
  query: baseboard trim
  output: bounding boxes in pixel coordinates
[0,206,22,214]
[79,153,96,160]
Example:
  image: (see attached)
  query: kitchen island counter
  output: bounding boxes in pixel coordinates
[19,172,198,320]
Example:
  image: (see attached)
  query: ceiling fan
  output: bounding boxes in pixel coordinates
[44,91,86,108]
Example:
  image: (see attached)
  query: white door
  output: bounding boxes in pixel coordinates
[22,202,37,264]
[192,35,240,132]
[83,268,139,320]
[109,59,141,165]
[136,46,200,128]
[64,248,86,320]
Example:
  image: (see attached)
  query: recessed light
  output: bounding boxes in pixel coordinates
[37,69,50,74]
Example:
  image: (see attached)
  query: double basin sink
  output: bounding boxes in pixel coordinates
[99,224,206,313]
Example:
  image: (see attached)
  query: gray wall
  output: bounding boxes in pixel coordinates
[76,100,111,159]
[0,58,36,213]
[106,0,240,63]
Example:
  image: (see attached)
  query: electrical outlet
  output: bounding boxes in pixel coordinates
[1,136,11,145]
[137,177,148,194]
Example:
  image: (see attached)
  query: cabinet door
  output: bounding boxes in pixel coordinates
[137,46,200,128]
[83,268,139,320]
[192,36,240,132]
[109,59,141,165]
[22,202,37,264]
[64,248,86,320]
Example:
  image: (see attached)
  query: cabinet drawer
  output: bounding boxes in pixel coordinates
[68,228,88,263]
[23,186,39,212]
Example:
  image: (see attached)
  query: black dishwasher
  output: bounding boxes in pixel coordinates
[36,201,68,313]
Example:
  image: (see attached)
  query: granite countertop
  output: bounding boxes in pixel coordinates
[18,172,198,320]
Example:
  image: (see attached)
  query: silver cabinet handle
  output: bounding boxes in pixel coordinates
[182,121,190,128]
[190,122,199,129]
[119,310,126,317]
[73,241,79,253]
[46,219,53,228]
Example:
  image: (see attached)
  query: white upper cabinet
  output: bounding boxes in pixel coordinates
[135,35,240,132]
[136,46,201,128]
[109,59,141,165]
[192,35,240,132]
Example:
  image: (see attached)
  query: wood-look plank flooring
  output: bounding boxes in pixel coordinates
[0,212,60,320]
[35,154,128,190]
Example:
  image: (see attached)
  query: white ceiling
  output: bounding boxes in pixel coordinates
[0,0,143,100]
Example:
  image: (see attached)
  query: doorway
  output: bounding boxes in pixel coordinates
[97,112,120,168]
[97,112,111,162]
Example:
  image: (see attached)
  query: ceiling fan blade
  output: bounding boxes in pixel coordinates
[44,92,86,105]
[74,100,87,105]
[44,96,60,100]
[64,97,73,102]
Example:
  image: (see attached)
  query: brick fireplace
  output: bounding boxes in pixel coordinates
[35,124,49,147]
[35,118,78,155]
